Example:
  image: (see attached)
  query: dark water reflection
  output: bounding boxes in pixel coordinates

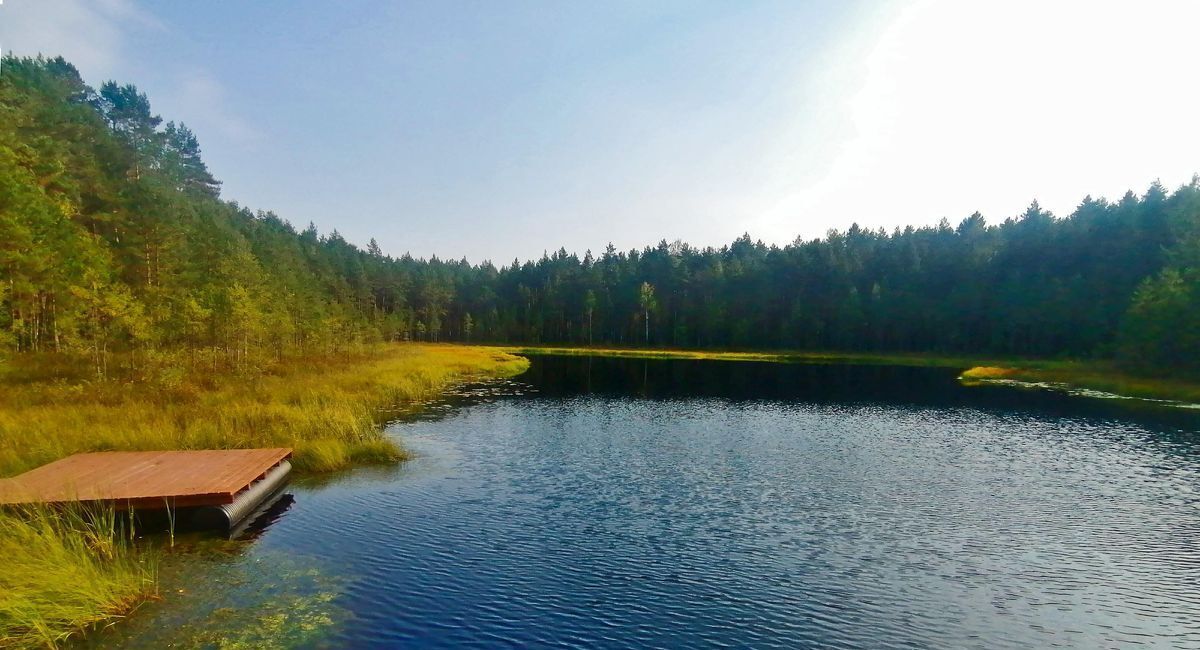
[101,356,1200,648]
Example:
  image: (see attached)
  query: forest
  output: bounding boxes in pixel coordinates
[2,55,1198,376]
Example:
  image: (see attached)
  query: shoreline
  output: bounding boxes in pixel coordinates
[0,343,529,647]
[957,364,1200,406]
[4,343,1194,645]
[497,345,1200,405]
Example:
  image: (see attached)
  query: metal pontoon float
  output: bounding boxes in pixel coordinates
[0,448,293,533]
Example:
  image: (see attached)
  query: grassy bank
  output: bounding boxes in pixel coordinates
[0,343,528,647]
[502,345,1200,404]
[0,344,529,477]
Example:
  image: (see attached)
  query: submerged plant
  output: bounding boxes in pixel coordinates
[85,546,348,650]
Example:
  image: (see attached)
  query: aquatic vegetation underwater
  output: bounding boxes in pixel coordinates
[85,539,349,650]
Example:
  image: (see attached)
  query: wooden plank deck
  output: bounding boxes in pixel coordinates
[0,448,292,509]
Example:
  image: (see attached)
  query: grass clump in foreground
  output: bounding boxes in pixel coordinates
[0,506,156,648]
[0,343,528,647]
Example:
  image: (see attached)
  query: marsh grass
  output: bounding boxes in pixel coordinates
[0,505,157,648]
[0,344,529,477]
[0,343,529,646]
[961,362,1200,403]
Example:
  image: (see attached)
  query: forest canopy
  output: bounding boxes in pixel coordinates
[2,55,1198,374]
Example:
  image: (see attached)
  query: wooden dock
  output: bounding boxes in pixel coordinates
[0,448,293,509]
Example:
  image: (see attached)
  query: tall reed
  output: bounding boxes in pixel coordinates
[0,505,157,648]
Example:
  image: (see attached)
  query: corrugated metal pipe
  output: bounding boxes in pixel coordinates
[191,460,292,533]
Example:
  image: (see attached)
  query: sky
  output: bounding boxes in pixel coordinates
[2,0,1199,263]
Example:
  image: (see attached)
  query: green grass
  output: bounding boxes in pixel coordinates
[0,505,157,648]
[0,343,529,647]
[501,344,1200,404]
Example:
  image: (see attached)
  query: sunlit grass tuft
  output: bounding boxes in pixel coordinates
[959,366,1017,380]
[292,439,352,474]
[348,438,408,466]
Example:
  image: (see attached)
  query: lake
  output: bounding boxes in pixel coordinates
[92,356,1200,648]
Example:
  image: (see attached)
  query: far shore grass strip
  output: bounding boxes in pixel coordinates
[501,345,1001,368]
[958,363,1200,404]
[500,345,1200,404]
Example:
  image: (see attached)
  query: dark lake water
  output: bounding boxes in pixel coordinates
[95,357,1200,648]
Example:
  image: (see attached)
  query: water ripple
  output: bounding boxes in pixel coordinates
[248,363,1200,649]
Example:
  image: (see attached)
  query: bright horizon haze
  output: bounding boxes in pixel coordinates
[3,0,1198,263]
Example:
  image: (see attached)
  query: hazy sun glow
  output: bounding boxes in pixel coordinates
[755,0,1200,240]
[2,0,1197,259]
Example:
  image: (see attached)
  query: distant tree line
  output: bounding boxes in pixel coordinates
[2,56,1198,375]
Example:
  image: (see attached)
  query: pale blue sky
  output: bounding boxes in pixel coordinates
[3,1,1199,262]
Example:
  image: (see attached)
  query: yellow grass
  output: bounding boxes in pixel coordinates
[961,363,1200,403]
[959,366,1018,380]
[0,344,529,477]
